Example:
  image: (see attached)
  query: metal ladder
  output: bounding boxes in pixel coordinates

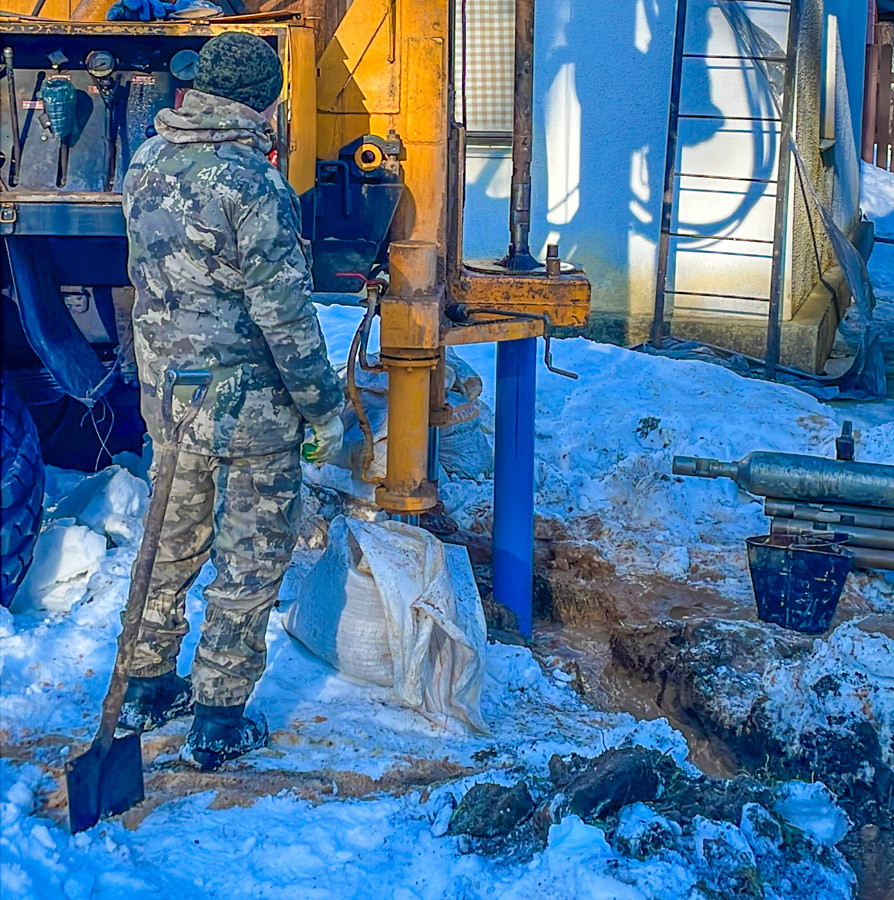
[651,0,801,378]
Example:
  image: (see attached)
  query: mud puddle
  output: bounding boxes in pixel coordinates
[534,622,740,779]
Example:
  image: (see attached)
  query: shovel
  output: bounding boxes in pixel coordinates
[66,368,211,833]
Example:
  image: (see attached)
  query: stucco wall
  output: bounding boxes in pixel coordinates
[462,0,866,329]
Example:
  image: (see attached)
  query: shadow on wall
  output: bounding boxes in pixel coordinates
[462,0,780,320]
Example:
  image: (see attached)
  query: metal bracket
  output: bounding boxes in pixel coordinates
[0,203,18,234]
[449,305,578,379]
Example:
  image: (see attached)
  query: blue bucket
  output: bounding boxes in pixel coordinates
[745,533,853,634]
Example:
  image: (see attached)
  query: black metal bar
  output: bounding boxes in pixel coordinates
[667,289,770,302]
[765,0,800,379]
[669,232,775,243]
[676,172,778,184]
[678,113,782,122]
[498,0,540,271]
[682,53,786,61]
[651,0,689,347]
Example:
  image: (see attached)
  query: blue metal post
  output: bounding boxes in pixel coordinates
[493,337,536,639]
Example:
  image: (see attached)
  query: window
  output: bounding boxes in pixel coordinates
[455,0,515,140]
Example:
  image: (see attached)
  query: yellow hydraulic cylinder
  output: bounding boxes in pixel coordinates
[376,241,441,515]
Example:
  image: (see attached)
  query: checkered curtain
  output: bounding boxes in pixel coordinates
[456,0,515,135]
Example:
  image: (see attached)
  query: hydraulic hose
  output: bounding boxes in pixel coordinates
[346,304,381,483]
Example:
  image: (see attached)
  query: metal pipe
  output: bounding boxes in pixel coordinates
[770,518,894,551]
[651,0,688,347]
[498,0,540,271]
[764,499,894,532]
[765,0,801,379]
[673,453,894,508]
[375,241,440,515]
[846,546,894,572]
[3,47,22,187]
[862,43,879,164]
[493,337,536,639]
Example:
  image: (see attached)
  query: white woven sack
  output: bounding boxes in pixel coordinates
[283,516,488,732]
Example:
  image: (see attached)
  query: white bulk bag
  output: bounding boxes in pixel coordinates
[283,516,488,733]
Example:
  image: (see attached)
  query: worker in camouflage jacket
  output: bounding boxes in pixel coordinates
[120,32,344,771]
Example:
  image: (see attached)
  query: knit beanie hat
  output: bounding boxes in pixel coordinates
[194,32,283,113]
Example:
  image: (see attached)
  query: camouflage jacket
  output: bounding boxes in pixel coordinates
[123,90,343,457]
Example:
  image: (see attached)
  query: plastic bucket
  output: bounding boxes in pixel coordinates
[745,532,853,634]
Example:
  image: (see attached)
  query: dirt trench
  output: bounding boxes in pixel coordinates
[496,544,894,900]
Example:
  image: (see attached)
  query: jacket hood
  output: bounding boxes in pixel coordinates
[154,90,275,153]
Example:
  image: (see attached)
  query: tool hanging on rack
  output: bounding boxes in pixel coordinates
[651,0,801,379]
[41,77,78,187]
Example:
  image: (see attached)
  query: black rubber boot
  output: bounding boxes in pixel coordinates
[118,670,193,733]
[180,703,268,771]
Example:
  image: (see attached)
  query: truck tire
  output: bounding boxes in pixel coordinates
[1,381,45,609]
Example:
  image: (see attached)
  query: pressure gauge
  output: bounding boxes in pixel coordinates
[169,49,200,82]
[86,50,116,79]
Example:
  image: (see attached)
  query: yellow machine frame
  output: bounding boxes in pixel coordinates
[4,0,590,517]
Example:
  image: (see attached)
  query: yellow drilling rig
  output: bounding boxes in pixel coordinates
[0,0,590,632]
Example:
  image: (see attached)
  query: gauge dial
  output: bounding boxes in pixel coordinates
[170,49,200,82]
[85,50,116,79]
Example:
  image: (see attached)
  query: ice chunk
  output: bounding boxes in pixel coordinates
[772,782,851,846]
[79,468,149,546]
[5,782,33,812]
[0,606,15,638]
[547,815,613,862]
[613,802,682,859]
[15,522,107,612]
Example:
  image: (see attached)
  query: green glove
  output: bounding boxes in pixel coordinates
[301,412,345,465]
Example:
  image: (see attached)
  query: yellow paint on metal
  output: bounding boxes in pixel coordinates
[5,0,74,16]
[353,142,383,172]
[451,267,592,329]
[387,239,438,298]
[375,362,437,514]
[70,0,111,20]
[286,26,317,196]
[316,0,449,251]
[376,240,441,515]
[443,318,544,346]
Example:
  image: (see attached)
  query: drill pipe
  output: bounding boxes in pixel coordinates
[673,452,894,509]
[844,546,894,571]
[769,517,894,552]
[499,0,539,270]
[764,499,894,532]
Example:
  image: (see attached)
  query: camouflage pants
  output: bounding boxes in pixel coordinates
[131,446,303,706]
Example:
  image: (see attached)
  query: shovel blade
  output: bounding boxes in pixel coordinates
[66,732,144,833]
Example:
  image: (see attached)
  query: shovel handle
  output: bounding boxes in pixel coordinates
[94,369,210,754]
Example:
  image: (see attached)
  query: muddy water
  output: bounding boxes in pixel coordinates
[533,622,740,778]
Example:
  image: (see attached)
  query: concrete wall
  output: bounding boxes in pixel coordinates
[462,0,867,335]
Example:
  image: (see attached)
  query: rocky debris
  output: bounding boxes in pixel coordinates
[610,619,894,831]
[548,747,681,820]
[613,802,683,859]
[446,782,535,839]
[442,748,856,898]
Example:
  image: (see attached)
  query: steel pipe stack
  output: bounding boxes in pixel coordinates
[673,444,894,571]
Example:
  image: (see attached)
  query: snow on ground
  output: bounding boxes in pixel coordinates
[861,161,894,360]
[0,461,857,899]
[4,171,894,900]
[762,622,894,767]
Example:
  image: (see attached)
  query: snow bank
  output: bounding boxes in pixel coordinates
[762,621,894,766]
[0,755,856,900]
[860,161,894,237]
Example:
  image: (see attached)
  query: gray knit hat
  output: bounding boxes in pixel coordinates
[194,32,283,113]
